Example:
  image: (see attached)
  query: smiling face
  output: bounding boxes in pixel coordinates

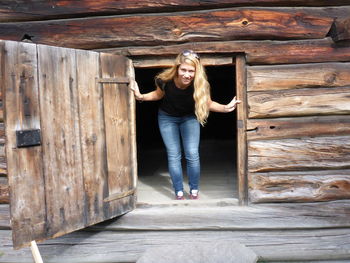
[175,62,196,88]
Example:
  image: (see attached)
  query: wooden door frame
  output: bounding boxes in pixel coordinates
[132,53,248,205]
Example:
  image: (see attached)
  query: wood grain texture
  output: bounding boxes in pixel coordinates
[1,228,350,262]
[247,62,350,92]
[249,170,350,203]
[2,200,350,230]
[0,0,349,22]
[247,115,350,140]
[107,38,350,67]
[1,40,47,248]
[100,53,136,218]
[0,8,333,49]
[330,17,350,42]
[38,44,86,240]
[248,87,350,118]
[0,179,9,204]
[248,136,350,173]
[236,55,248,205]
[76,49,108,225]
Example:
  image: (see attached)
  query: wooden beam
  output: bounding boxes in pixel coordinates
[0,1,349,22]
[0,8,333,49]
[236,55,248,205]
[132,55,234,68]
[249,170,350,203]
[106,38,350,66]
[330,17,350,42]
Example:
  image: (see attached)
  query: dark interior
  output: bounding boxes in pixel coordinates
[135,65,237,181]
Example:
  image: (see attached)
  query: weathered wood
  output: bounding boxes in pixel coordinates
[1,40,47,249]
[0,8,333,49]
[248,136,350,173]
[0,204,10,229]
[247,62,350,91]
[1,228,350,262]
[126,59,138,199]
[330,17,350,42]
[75,49,108,225]
[132,55,234,68]
[2,200,350,231]
[108,38,350,67]
[247,115,350,140]
[100,53,136,217]
[0,176,8,204]
[38,44,86,243]
[236,55,248,205]
[249,170,350,203]
[0,0,349,22]
[0,181,8,204]
[248,87,350,118]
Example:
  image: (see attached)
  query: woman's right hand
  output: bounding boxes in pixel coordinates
[130,79,144,101]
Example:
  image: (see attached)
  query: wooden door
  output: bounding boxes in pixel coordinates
[1,40,137,249]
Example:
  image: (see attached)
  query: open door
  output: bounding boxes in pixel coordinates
[1,40,137,249]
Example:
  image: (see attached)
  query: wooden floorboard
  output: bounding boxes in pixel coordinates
[1,200,350,262]
[1,228,350,262]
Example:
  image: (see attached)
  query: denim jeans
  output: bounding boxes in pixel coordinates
[158,110,200,195]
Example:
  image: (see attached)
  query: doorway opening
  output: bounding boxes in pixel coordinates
[134,64,237,203]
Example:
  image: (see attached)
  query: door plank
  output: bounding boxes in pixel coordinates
[236,55,248,205]
[38,45,85,237]
[1,40,47,248]
[76,49,109,224]
[100,53,135,217]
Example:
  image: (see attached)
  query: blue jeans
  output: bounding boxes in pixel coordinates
[158,110,200,195]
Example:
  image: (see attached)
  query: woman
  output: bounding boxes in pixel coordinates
[130,50,240,200]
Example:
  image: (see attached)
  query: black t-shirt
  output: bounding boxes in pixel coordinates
[156,78,195,117]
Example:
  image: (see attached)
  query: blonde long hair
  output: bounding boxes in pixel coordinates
[155,51,211,126]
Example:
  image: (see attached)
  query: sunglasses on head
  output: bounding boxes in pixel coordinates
[182,50,200,60]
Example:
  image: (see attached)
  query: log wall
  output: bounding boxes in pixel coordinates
[0,1,350,206]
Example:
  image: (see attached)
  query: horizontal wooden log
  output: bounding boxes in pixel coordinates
[1,227,350,262]
[249,170,350,203]
[0,204,10,229]
[0,181,9,204]
[248,136,350,172]
[247,62,350,92]
[0,123,4,144]
[0,176,8,204]
[248,86,350,118]
[330,17,350,42]
[133,55,234,68]
[0,8,333,49]
[247,115,350,140]
[107,38,350,67]
[0,1,349,22]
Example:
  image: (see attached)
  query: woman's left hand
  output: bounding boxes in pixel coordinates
[223,96,241,112]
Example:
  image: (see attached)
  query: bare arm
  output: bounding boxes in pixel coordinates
[130,79,164,101]
[208,96,241,113]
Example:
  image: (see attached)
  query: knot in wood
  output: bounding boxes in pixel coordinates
[242,19,249,26]
[172,28,182,37]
